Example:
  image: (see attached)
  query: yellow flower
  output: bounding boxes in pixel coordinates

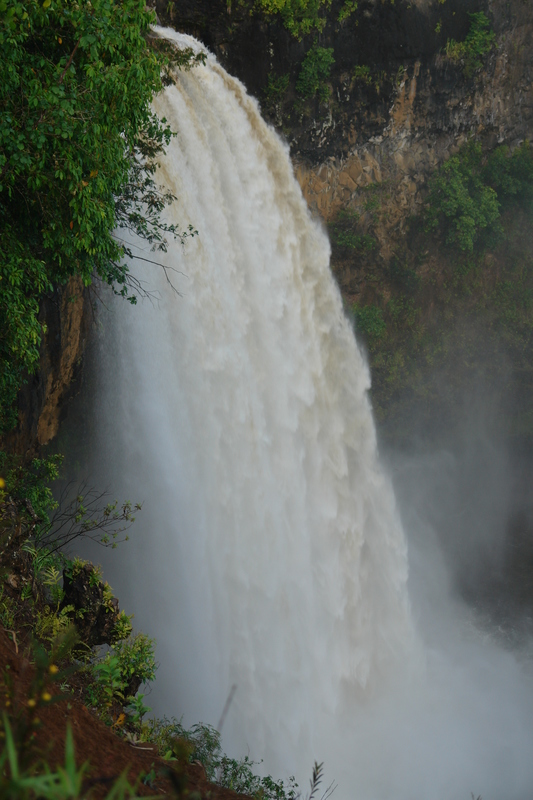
[27,699,36,708]
[0,477,5,489]
[41,692,52,703]
[49,664,59,675]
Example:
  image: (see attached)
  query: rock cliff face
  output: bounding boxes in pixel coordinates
[161,0,532,256]
[296,0,533,255]
[1,279,90,457]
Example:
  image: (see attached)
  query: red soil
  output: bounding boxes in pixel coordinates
[0,628,247,799]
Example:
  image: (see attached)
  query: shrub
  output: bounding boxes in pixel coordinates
[483,141,533,206]
[87,654,127,709]
[249,0,357,38]
[144,718,300,800]
[425,142,500,252]
[0,452,62,529]
[446,12,496,77]
[352,64,372,85]
[0,0,201,432]
[263,72,290,119]
[114,633,157,697]
[329,210,376,254]
[425,141,533,253]
[335,231,375,252]
[296,44,335,101]
[354,304,387,342]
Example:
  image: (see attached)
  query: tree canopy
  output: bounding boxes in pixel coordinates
[0,0,196,432]
[425,141,533,253]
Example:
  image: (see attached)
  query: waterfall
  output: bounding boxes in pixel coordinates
[89,30,533,800]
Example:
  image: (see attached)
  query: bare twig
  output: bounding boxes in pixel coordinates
[58,39,81,84]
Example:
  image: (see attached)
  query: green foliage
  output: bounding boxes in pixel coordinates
[338,1,358,23]
[125,693,151,726]
[22,542,65,603]
[425,142,500,252]
[114,633,157,689]
[33,604,75,643]
[0,452,62,528]
[0,451,140,560]
[352,64,372,85]
[446,12,495,77]
[113,610,134,643]
[250,0,331,38]
[388,257,420,296]
[0,238,52,432]
[244,0,356,37]
[296,44,335,101]
[0,585,16,629]
[353,305,386,343]
[482,141,533,205]
[328,210,376,254]
[147,720,221,779]
[87,654,126,709]
[46,488,141,555]
[263,72,290,119]
[425,141,533,253]
[335,231,375,251]
[0,0,200,432]
[87,633,156,714]
[145,718,299,800]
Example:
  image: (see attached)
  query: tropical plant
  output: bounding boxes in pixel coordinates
[425,142,500,252]
[247,0,357,38]
[125,694,151,726]
[144,717,303,800]
[0,0,202,432]
[425,140,533,253]
[296,44,335,101]
[87,654,126,709]
[114,633,157,695]
[446,12,496,77]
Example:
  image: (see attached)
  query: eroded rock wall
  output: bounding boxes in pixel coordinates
[296,0,533,262]
[160,0,532,266]
[1,278,91,457]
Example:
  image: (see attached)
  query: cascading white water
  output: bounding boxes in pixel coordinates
[90,30,533,800]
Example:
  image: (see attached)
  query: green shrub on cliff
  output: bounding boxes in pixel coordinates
[425,141,533,253]
[425,142,500,252]
[0,0,200,433]
[446,12,495,77]
[244,0,357,38]
[296,43,335,101]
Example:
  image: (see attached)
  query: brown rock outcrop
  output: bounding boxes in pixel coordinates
[1,277,91,457]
